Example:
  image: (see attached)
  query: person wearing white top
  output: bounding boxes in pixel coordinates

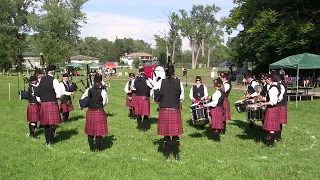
[124,73,136,118]
[220,72,232,133]
[189,76,208,103]
[59,73,76,123]
[245,73,259,98]
[257,72,281,147]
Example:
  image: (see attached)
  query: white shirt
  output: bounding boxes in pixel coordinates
[268,82,279,106]
[124,79,136,93]
[49,74,61,99]
[278,82,285,103]
[59,81,72,96]
[247,79,259,97]
[81,88,108,106]
[207,90,222,108]
[157,78,184,102]
[223,81,230,93]
[189,84,208,100]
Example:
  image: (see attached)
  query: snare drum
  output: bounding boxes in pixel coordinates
[235,100,246,113]
[246,104,265,121]
[190,103,210,125]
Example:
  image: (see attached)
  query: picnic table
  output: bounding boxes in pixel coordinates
[286,87,315,101]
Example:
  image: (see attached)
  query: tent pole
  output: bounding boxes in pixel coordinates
[296,66,299,108]
[314,69,316,93]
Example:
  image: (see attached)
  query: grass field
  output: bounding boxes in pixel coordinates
[0,70,320,179]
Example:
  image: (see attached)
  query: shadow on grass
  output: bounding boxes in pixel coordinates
[101,135,116,150]
[153,138,165,157]
[187,119,208,130]
[54,128,79,143]
[148,117,158,124]
[188,132,205,138]
[230,120,267,144]
[35,129,44,136]
[106,111,116,117]
[69,115,85,122]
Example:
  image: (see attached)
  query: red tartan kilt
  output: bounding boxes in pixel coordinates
[27,103,39,122]
[210,106,224,130]
[223,98,231,121]
[39,102,61,125]
[134,96,150,116]
[279,105,287,124]
[85,109,108,136]
[126,93,136,107]
[263,106,280,131]
[157,108,183,136]
[60,102,74,113]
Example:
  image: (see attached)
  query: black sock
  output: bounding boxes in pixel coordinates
[29,124,34,136]
[143,116,149,130]
[96,136,102,151]
[279,124,283,140]
[88,135,95,151]
[223,122,226,134]
[163,136,171,157]
[48,125,55,144]
[172,136,180,160]
[44,126,50,144]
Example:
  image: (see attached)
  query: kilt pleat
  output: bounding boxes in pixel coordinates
[85,109,108,136]
[27,103,40,122]
[126,93,136,107]
[157,108,183,136]
[39,102,61,125]
[210,106,224,130]
[223,98,231,121]
[60,102,74,113]
[279,105,287,124]
[134,96,150,116]
[263,106,280,131]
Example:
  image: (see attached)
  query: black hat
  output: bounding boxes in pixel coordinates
[139,68,144,73]
[29,76,38,82]
[62,73,69,77]
[94,75,102,83]
[36,69,44,75]
[47,65,56,71]
[168,64,175,76]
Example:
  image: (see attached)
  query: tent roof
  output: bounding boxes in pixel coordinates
[269,53,320,69]
[65,62,81,67]
[218,61,233,67]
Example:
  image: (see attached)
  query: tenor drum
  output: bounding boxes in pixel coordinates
[235,100,246,113]
[246,104,264,121]
[190,103,210,125]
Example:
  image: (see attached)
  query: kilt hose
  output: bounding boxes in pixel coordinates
[85,109,108,136]
[60,102,74,113]
[134,96,150,116]
[39,102,61,125]
[223,98,231,121]
[263,106,280,132]
[279,105,287,124]
[27,103,40,123]
[210,106,224,130]
[157,108,183,136]
[126,93,136,107]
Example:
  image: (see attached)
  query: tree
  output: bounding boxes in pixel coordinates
[29,0,88,64]
[133,56,140,68]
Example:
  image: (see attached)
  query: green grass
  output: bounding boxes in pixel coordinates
[0,72,320,179]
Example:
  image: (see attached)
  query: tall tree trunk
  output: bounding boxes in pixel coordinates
[207,46,212,68]
[195,47,201,68]
[191,41,196,69]
[201,39,205,58]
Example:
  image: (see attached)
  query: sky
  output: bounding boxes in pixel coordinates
[80,0,240,51]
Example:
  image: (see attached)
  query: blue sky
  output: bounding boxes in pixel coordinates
[80,0,239,50]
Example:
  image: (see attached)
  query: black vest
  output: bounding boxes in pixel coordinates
[278,81,287,106]
[61,81,71,104]
[127,79,136,95]
[88,88,104,110]
[38,75,57,102]
[266,83,280,103]
[223,81,232,97]
[216,89,226,107]
[134,76,150,97]
[159,77,181,109]
[28,85,39,104]
[247,80,257,94]
[260,82,268,97]
[192,84,204,100]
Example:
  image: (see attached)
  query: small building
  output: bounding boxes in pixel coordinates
[120,52,157,66]
[22,52,41,69]
[69,55,99,64]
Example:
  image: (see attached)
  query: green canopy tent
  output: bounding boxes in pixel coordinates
[269,53,320,107]
[87,62,99,69]
[65,62,82,67]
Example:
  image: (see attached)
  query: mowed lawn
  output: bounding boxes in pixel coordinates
[0,71,320,179]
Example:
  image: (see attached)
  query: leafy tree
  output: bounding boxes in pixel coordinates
[133,56,140,68]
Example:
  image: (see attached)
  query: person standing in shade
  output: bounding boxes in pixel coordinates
[204,78,226,142]
[276,73,287,141]
[37,65,61,148]
[245,73,259,99]
[27,76,40,138]
[59,73,76,123]
[82,75,108,151]
[134,68,153,131]
[220,72,232,134]
[124,73,136,119]
[155,64,184,160]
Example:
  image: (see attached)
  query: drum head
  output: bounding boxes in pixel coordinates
[153,66,166,80]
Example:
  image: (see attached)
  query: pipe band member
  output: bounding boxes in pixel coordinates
[124,73,136,119]
[220,72,232,134]
[189,76,208,103]
[27,75,40,138]
[59,73,76,123]
[245,72,259,99]
[37,65,62,148]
